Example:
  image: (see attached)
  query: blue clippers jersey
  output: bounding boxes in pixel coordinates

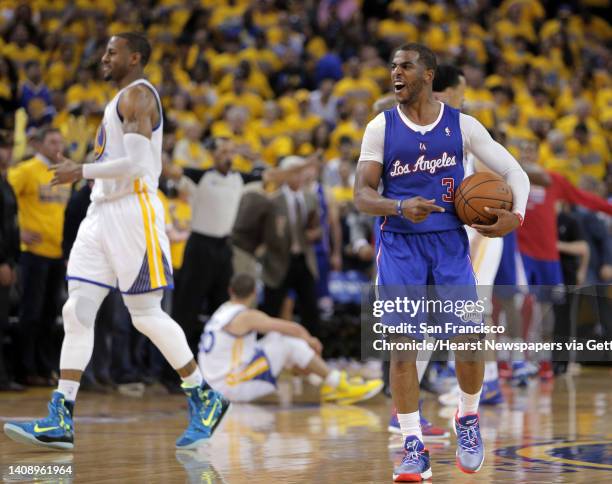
[380,105,464,234]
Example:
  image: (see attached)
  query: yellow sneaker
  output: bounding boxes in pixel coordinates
[321,371,384,405]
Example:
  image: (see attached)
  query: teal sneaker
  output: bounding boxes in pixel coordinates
[4,391,74,450]
[176,383,230,449]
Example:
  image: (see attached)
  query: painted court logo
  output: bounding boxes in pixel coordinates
[389,152,457,177]
[495,440,612,473]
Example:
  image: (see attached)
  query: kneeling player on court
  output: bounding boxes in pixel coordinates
[198,273,384,404]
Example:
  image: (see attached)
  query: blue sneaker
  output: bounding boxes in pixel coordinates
[393,435,432,481]
[454,412,484,473]
[3,391,74,450]
[388,410,401,434]
[388,404,449,439]
[480,379,504,405]
[176,383,231,449]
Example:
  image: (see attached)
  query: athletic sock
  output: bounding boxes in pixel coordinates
[458,387,482,417]
[398,411,423,443]
[324,369,341,388]
[181,367,204,388]
[416,359,428,382]
[57,379,80,402]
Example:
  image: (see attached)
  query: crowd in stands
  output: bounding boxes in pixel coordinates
[0,0,610,391]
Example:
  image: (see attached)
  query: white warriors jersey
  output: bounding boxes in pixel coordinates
[91,78,163,203]
[199,302,263,385]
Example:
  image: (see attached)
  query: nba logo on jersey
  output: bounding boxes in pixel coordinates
[445,127,451,136]
[94,124,107,161]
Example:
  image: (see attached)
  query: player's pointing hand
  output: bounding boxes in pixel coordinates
[50,153,84,186]
[401,196,445,223]
[471,206,520,238]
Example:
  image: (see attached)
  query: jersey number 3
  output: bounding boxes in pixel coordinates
[441,178,454,202]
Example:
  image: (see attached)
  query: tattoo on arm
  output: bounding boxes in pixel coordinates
[118,85,158,139]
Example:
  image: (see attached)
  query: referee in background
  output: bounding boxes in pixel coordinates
[170,138,314,356]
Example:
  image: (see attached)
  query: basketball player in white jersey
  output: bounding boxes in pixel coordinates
[199,273,384,403]
[4,33,229,451]
[432,65,504,407]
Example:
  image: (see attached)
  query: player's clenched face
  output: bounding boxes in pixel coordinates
[101,37,138,82]
[390,50,433,105]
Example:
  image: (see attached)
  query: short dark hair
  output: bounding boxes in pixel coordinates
[433,64,464,92]
[115,32,151,66]
[230,273,256,298]
[392,43,437,71]
[37,127,61,142]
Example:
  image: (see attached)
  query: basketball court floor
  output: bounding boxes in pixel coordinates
[0,367,610,483]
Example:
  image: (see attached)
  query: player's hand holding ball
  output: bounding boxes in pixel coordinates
[401,196,445,223]
[455,172,520,238]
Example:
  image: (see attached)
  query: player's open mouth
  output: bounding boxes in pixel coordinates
[394,82,405,92]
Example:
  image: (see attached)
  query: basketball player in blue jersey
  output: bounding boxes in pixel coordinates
[4,33,229,451]
[354,44,530,481]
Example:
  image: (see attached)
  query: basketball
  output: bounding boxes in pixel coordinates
[455,172,513,225]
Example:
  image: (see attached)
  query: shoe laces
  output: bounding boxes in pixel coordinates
[402,439,424,464]
[457,421,480,454]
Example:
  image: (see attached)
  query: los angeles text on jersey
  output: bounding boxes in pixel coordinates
[389,151,457,177]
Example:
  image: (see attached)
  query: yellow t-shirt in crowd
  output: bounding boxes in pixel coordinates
[377,19,418,43]
[566,136,610,181]
[285,112,323,135]
[168,198,192,270]
[464,87,495,129]
[331,186,354,204]
[333,77,381,106]
[8,156,71,259]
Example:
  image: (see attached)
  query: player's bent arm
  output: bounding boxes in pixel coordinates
[230,309,311,340]
[82,86,158,180]
[462,114,530,218]
[353,160,396,216]
[557,240,589,257]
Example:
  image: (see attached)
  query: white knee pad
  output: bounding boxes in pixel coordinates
[123,292,193,369]
[60,281,108,371]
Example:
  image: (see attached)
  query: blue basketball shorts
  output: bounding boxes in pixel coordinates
[521,253,564,301]
[374,228,481,340]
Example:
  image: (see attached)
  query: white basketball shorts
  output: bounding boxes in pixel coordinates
[67,191,173,293]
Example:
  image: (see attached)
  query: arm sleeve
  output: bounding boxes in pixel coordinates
[82,133,151,180]
[553,173,612,215]
[358,113,386,164]
[460,114,530,218]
